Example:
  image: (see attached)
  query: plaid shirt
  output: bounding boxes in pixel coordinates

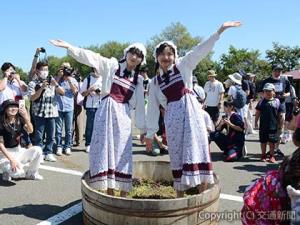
[28,79,58,118]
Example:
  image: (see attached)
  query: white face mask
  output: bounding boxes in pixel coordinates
[39,71,49,80]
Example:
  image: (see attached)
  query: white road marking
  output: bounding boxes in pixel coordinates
[36,202,82,225]
[220,193,243,202]
[39,165,83,176]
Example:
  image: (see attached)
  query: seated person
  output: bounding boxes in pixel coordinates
[210,100,245,161]
[0,100,43,181]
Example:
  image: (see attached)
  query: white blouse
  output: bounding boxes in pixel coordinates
[146,32,220,139]
[67,46,146,133]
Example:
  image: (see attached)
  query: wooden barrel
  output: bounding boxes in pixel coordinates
[82,161,220,225]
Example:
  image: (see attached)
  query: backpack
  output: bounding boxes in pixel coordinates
[233,85,247,109]
[83,75,91,110]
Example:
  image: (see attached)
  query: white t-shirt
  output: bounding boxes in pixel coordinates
[193,84,205,101]
[0,87,14,105]
[80,75,102,109]
[7,80,26,97]
[204,80,224,107]
[203,110,213,132]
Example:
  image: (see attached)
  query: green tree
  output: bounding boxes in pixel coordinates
[266,42,300,72]
[15,67,28,83]
[218,46,270,81]
[146,22,215,85]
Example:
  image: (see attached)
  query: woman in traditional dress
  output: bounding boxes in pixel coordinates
[50,40,146,197]
[145,21,241,197]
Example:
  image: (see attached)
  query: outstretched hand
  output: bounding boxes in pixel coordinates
[217,21,241,35]
[49,39,72,49]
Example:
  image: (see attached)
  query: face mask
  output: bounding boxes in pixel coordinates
[39,71,49,80]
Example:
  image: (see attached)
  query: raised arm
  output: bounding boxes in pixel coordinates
[29,48,42,81]
[49,40,117,75]
[178,21,241,71]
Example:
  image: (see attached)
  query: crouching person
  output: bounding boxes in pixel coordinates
[210,100,245,161]
[0,100,43,181]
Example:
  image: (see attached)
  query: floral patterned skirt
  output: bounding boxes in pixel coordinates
[165,93,214,191]
[88,97,133,192]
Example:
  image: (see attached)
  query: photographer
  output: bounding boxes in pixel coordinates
[55,63,78,156]
[28,61,64,162]
[0,63,15,105]
[210,100,245,162]
[80,67,101,153]
[1,62,27,102]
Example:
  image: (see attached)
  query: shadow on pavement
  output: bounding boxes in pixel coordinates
[233,163,279,176]
[132,143,145,147]
[0,199,82,221]
[0,176,16,187]
[60,212,83,225]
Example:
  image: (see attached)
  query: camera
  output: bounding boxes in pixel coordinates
[47,75,53,84]
[222,114,228,120]
[62,67,74,76]
[40,47,46,53]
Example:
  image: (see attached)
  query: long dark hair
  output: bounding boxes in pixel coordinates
[1,109,22,135]
[119,47,144,85]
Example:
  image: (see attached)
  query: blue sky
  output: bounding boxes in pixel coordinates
[1,0,299,72]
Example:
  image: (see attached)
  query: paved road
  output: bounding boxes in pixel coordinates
[0,131,296,225]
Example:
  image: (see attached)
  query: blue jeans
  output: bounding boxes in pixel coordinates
[34,116,56,155]
[56,111,74,149]
[85,108,97,146]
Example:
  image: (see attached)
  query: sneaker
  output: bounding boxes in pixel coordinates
[242,145,248,158]
[2,172,11,181]
[56,147,63,156]
[65,148,71,155]
[26,173,44,181]
[269,156,276,164]
[44,154,57,162]
[86,145,90,153]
